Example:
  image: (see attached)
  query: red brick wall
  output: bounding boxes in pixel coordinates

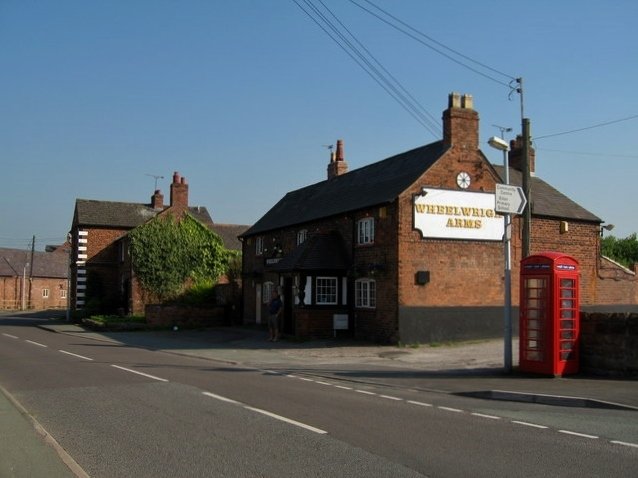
[1,276,67,310]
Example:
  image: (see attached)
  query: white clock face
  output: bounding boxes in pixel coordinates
[456,171,471,189]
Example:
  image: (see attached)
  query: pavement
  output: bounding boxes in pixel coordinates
[2,316,638,477]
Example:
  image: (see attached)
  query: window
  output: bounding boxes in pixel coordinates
[357,218,375,245]
[60,289,67,299]
[262,281,275,304]
[297,229,308,245]
[256,237,264,256]
[316,277,338,305]
[42,289,50,299]
[355,279,376,308]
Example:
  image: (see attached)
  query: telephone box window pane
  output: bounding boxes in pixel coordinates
[527,340,540,349]
[526,298,544,309]
[560,279,575,288]
[560,309,574,319]
[527,310,540,319]
[525,351,543,361]
[560,342,574,351]
[560,289,575,298]
[527,288,545,299]
[528,330,541,339]
[560,319,575,329]
[560,330,575,339]
[560,351,573,360]
[527,319,541,329]
[561,299,574,308]
[526,278,547,288]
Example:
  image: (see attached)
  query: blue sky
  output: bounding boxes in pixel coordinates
[1,0,636,250]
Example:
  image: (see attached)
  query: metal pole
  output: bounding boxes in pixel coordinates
[503,146,513,373]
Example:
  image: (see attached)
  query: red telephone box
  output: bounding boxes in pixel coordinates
[519,252,579,376]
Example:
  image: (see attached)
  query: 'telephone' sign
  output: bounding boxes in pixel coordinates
[414,188,504,241]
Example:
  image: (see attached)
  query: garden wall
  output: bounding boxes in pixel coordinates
[146,304,227,328]
[580,312,638,376]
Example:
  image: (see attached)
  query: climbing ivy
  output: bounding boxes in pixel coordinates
[129,213,228,302]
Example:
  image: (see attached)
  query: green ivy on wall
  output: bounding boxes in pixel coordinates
[129,213,229,302]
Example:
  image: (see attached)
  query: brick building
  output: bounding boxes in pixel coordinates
[240,93,637,343]
[0,246,69,310]
[69,172,247,315]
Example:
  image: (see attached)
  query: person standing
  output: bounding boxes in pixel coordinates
[267,290,283,342]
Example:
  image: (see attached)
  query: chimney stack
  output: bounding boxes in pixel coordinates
[170,171,189,208]
[327,139,348,180]
[508,135,536,176]
[442,92,479,149]
[151,189,164,210]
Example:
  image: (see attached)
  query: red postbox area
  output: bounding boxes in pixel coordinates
[519,252,580,376]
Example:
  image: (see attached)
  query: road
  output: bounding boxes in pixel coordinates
[1,315,637,477]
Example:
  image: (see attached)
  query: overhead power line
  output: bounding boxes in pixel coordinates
[348,0,516,88]
[535,114,638,140]
[292,0,441,137]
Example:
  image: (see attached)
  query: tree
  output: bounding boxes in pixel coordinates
[601,233,638,269]
[129,214,228,302]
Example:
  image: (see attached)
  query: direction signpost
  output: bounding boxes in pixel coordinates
[495,183,527,215]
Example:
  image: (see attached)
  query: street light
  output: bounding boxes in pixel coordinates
[488,135,513,373]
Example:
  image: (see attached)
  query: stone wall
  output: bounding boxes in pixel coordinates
[580,312,638,376]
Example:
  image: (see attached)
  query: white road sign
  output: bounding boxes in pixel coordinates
[495,184,527,215]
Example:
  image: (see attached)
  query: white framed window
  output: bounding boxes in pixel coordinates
[355,279,376,308]
[60,289,67,299]
[316,277,338,305]
[297,229,308,245]
[357,218,375,245]
[262,281,274,304]
[42,289,50,299]
[256,237,264,256]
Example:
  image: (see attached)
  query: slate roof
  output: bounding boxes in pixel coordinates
[74,199,215,229]
[210,224,249,251]
[493,166,601,223]
[243,141,448,236]
[0,248,68,279]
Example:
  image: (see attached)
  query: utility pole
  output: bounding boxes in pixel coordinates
[516,78,532,258]
[28,235,35,309]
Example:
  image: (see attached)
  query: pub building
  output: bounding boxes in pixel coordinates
[240,93,636,343]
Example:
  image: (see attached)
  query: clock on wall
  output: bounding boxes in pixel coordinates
[456,171,471,189]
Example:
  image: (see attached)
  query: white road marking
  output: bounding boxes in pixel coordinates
[59,350,93,361]
[355,390,377,396]
[407,400,433,407]
[315,381,332,386]
[438,406,463,413]
[610,440,638,449]
[202,391,326,434]
[25,340,47,348]
[2,333,19,339]
[202,391,241,405]
[379,394,403,401]
[110,365,168,382]
[558,430,599,439]
[244,405,327,434]
[298,377,314,382]
[471,413,501,420]
[335,385,353,390]
[512,421,548,429]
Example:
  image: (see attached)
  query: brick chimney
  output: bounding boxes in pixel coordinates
[169,171,189,208]
[508,135,536,176]
[151,189,164,210]
[327,139,348,180]
[442,92,479,150]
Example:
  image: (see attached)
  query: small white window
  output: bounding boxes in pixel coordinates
[60,289,67,299]
[256,237,264,256]
[297,229,308,245]
[42,289,50,299]
[262,281,274,304]
[355,279,376,308]
[316,277,338,305]
[357,218,375,245]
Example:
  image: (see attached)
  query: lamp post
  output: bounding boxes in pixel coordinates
[488,134,513,373]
